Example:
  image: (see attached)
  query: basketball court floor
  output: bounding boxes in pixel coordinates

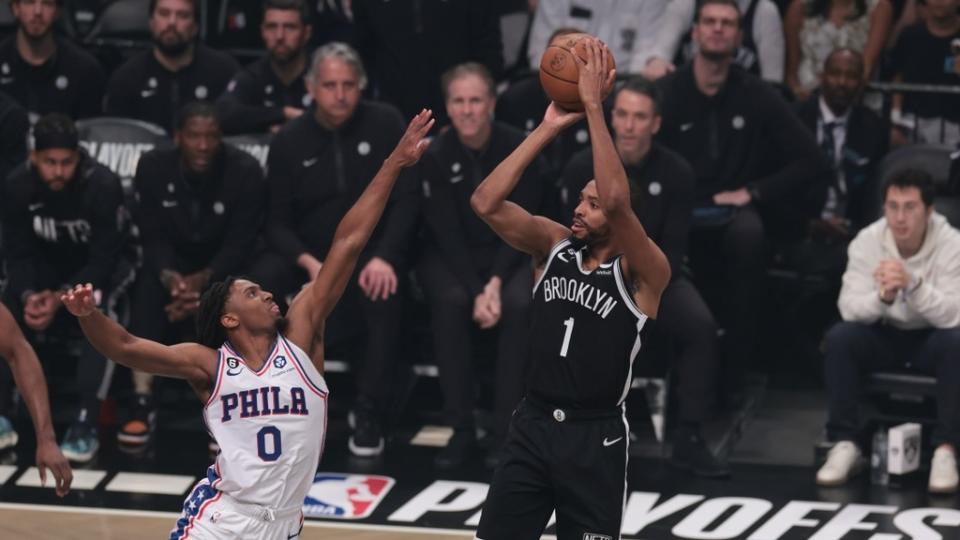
[1,374,958,539]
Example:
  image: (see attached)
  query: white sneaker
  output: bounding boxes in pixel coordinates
[929,446,959,494]
[816,441,865,486]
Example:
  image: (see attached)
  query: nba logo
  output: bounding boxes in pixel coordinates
[302,473,395,519]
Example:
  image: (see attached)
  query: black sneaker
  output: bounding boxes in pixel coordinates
[670,431,731,478]
[117,394,156,446]
[348,408,384,457]
[435,430,476,470]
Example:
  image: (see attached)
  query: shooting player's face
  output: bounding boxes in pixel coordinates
[572,180,611,243]
[221,280,283,335]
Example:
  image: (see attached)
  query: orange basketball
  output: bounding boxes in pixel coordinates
[539,33,617,112]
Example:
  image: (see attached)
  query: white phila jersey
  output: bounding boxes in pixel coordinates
[203,334,328,510]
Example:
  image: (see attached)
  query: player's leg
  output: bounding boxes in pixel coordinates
[476,404,555,540]
[169,479,236,539]
[553,414,629,540]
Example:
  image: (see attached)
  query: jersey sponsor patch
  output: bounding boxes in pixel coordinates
[303,473,394,519]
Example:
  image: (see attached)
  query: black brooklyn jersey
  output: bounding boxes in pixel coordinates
[526,238,648,409]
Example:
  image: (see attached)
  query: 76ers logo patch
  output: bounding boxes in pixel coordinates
[303,473,395,519]
[225,357,243,376]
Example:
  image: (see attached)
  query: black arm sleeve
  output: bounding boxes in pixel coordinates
[132,155,177,276]
[209,159,268,277]
[750,89,831,203]
[68,174,129,290]
[265,136,310,262]
[421,158,485,297]
[216,71,286,135]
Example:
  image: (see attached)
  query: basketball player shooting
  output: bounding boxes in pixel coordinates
[60,110,434,540]
[470,39,670,540]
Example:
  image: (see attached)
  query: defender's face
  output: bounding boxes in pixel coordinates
[31,148,79,192]
[572,180,611,242]
[222,279,282,334]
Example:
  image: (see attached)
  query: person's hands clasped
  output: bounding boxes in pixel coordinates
[358,257,398,301]
[24,290,62,332]
[874,259,911,303]
[713,188,752,207]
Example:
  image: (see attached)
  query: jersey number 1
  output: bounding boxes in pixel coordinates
[560,317,575,357]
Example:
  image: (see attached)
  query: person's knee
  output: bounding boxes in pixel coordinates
[929,328,960,368]
[824,321,871,356]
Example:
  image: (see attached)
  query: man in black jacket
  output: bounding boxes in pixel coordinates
[217,0,313,135]
[251,42,419,458]
[0,0,105,120]
[420,62,546,470]
[656,0,829,377]
[1,114,138,463]
[121,102,266,447]
[352,0,503,125]
[104,0,240,131]
[561,77,728,478]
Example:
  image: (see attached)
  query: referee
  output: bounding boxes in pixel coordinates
[471,40,671,539]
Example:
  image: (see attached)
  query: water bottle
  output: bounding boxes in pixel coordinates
[871,427,889,485]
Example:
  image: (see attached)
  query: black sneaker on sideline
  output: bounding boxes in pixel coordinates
[117,394,156,446]
[349,408,384,457]
[670,431,731,478]
[435,430,476,470]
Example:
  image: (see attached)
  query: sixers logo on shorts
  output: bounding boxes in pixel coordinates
[302,473,395,519]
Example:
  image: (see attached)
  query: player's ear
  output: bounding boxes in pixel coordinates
[221,312,240,330]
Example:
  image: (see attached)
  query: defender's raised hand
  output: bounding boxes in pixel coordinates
[61,284,97,318]
[388,109,435,168]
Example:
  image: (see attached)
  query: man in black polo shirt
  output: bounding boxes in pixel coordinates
[104,0,240,131]
[561,77,728,477]
[0,0,104,120]
[656,0,828,379]
[1,114,138,463]
[251,42,419,458]
[121,102,267,447]
[420,62,546,470]
[217,0,313,135]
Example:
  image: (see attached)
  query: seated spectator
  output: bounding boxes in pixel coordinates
[122,102,266,448]
[0,90,28,182]
[889,0,960,145]
[785,0,892,100]
[656,0,830,381]
[251,42,419,458]
[217,0,313,135]
[817,170,960,494]
[0,114,139,463]
[104,0,240,132]
[664,0,786,83]
[0,0,105,120]
[352,0,503,125]
[796,49,888,249]
[420,62,545,470]
[560,77,727,477]
[528,0,696,80]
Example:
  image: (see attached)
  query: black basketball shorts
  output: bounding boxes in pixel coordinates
[476,396,629,540]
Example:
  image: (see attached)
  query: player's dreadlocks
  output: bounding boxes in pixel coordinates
[196,276,239,349]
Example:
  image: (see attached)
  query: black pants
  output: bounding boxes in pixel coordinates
[250,250,404,415]
[477,398,628,540]
[689,205,766,373]
[417,252,531,439]
[824,321,960,447]
[657,276,719,423]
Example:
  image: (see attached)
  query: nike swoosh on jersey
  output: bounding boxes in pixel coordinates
[28,203,44,211]
[141,90,156,98]
[302,158,319,168]
[162,200,178,208]
[603,437,623,447]
[680,123,694,132]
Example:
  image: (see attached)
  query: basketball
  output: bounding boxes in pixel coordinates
[539,33,617,112]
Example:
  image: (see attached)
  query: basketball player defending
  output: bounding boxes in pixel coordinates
[61,110,435,540]
[471,39,671,540]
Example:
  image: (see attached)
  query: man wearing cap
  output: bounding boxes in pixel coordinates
[0,113,139,463]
